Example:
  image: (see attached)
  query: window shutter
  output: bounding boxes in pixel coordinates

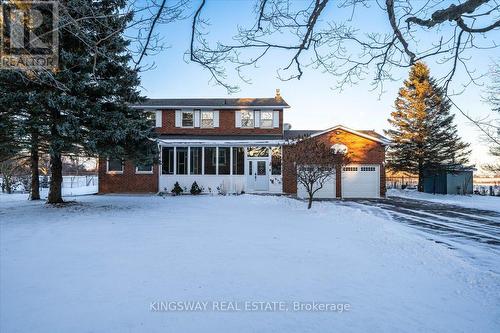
[175,110,182,127]
[213,111,220,127]
[155,110,162,127]
[273,110,279,128]
[194,110,200,127]
[235,111,242,128]
[254,110,260,128]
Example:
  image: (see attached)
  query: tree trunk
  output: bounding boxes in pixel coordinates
[417,162,424,192]
[47,152,63,204]
[307,194,313,209]
[30,136,40,200]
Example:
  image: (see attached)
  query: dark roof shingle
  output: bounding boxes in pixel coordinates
[134,97,289,108]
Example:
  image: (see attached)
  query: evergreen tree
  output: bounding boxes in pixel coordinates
[0,0,156,203]
[386,62,470,191]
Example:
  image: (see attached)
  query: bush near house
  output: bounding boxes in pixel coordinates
[171,182,183,196]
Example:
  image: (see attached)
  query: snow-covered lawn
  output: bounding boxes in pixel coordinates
[389,188,500,213]
[0,194,498,332]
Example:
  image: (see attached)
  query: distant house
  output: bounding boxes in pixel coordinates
[423,167,474,195]
[98,90,391,198]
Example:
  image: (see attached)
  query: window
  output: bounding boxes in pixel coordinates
[232,147,244,175]
[190,147,202,175]
[182,111,194,127]
[343,166,358,172]
[247,147,269,157]
[241,110,254,128]
[176,147,188,175]
[145,112,155,127]
[271,146,282,175]
[218,147,230,175]
[201,111,214,128]
[260,111,273,128]
[162,147,174,174]
[204,147,217,175]
[107,158,123,173]
[136,162,153,173]
[361,166,376,172]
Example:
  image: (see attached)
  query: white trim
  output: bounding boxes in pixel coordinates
[272,110,279,128]
[235,111,242,128]
[194,110,201,127]
[254,110,261,128]
[213,110,220,128]
[155,110,162,127]
[106,158,123,174]
[175,110,182,127]
[180,110,195,128]
[308,125,391,144]
[158,139,285,146]
[135,166,154,174]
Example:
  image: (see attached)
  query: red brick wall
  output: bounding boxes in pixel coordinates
[98,158,159,193]
[156,109,283,136]
[282,129,386,197]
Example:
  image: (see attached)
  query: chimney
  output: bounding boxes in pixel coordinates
[275,88,281,99]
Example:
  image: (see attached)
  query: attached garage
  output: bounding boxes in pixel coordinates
[297,169,336,199]
[341,164,380,198]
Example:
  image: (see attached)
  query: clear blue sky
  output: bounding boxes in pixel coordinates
[135,0,500,170]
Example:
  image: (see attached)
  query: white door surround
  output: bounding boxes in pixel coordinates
[247,159,269,191]
[341,164,380,198]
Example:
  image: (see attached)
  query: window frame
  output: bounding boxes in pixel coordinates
[161,147,175,175]
[201,110,214,128]
[135,163,153,174]
[181,110,194,128]
[106,158,123,174]
[240,110,254,128]
[260,111,274,128]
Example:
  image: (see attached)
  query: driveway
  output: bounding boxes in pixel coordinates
[344,196,500,251]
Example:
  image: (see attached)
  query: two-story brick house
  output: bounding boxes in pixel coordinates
[98,91,390,198]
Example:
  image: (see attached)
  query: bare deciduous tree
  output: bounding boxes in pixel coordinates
[284,137,349,209]
[189,0,499,94]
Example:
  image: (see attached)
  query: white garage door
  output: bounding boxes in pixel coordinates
[297,169,336,199]
[341,165,380,198]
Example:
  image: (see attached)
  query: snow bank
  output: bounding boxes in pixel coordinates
[1,194,498,332]
[388,189,500,213]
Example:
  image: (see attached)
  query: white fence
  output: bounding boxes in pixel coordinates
[1,175,98,194]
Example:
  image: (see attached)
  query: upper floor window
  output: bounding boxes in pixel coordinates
[182,111,194,127]
[260,111,273,128]
[201,111,214,128]
[241,110,254,128]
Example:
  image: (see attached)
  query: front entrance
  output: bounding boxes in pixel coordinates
[247,159,269,191]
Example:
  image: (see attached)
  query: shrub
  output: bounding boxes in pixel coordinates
[171,182,183,196]
[190,181,202,195]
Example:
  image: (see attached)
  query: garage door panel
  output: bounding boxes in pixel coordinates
[342,164,380,198]
[297,170,336,199]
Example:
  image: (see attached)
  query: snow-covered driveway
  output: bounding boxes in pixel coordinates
[0,194,499,332]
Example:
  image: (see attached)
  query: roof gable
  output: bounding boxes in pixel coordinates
[301,125,390,144]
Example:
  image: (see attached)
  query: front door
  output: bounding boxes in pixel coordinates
[248,160,269,191]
